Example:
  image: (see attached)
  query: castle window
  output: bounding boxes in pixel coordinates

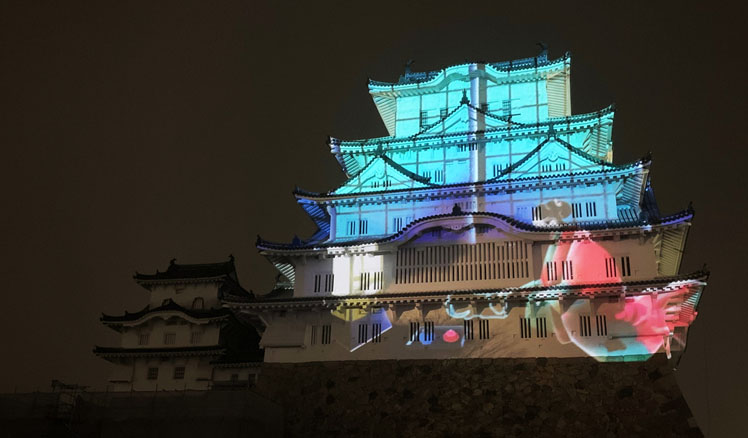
[420,110,428,127]
[347,221,356,236]
[138,333,149,345]
[572,202,583,218]
[555,163,566,171]
[541,164,553,172]
[605,257,617,278]
[147,367,158,380]
[313,273,334,293]
[359,219,368,235]
[192,297,204,310]
[360,272,370,290]
[424,321,434,342]
[371,181,380,189]
[190,331,202,344]
[422,170,431,180]
[502,99,512,116]
[520,317,532,339]
[164,333,176,345]
[409,322,420,342]
[546,261,558,281]
[440,108,448,119]
[479,319,490,340]
[463,320,474,340]
[532,206,542,221]
[585,201,597,217]
[357,324,369,344]
[434,169,444,182]
[562,260,573,280]
[393,217,403,231]
[579,315,592,337]
[310,326,318,345]
[535,317,548,338]
[173,366,185,380]
[383,179,392,188]
[372,323,382,343]
[321,325,332,344]
[620,256,631,277]
[596,315,608,336]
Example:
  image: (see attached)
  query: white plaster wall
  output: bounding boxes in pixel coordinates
[259,297,678,363]
[120,318,220,348]
[148,283,221,309]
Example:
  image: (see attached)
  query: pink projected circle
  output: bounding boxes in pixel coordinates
[442,329,459,343]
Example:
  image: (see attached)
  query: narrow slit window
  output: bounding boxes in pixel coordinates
[463,320,474,340]
[520,317,532,339]
[535,317,548,338]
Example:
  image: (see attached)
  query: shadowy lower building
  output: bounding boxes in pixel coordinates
[94,256,262,391]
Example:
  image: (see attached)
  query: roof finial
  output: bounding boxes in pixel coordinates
[547,123,556,138]
[536,42,548,54]
[460,89,470,105]
[452,203,463,214]
[405,59,414,75]
[228,254,234,262]
[169,258,177,266]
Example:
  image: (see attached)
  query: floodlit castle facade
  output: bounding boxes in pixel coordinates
[226,49,707,364]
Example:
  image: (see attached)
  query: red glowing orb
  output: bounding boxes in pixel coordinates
[442,329,459,343]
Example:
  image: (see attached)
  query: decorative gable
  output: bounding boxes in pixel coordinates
[493,138,616,180]
[331,155,434,195]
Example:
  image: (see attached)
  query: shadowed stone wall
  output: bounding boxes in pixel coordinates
[256,354,701,438]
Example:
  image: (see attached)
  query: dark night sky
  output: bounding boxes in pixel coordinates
[1,1,746,435]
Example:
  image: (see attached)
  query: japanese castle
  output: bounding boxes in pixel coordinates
[227,48,707,364]
[96,49,708,391]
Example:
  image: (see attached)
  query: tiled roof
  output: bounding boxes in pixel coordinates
[93,345,225,357]
[134,256,236,282]
[256,207,694,251]
[224,270,709,306]
[101,299,231,323]
[293,156,646,200]
[368,51,566,88]
[332,105,614,150]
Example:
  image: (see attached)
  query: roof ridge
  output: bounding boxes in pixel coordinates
[256,208,693,251]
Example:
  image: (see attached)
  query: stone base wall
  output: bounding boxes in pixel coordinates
[255,354,702,438]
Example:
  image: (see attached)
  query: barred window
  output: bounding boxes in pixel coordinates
[605,257,617,278]
[596,315,608,336]
[536,317,548,338]
[520,317,532,339]
[620,256,631,277]
[163,333,176,345]
[147,367,158,380]
[173,366,185,380]
[409,322,420,342]
[479,319,490,340]
[138,333,149,346]
[423,321,434,342]
[321,325,332,344]
[372,323,382,343]
[463,319,474,340]
[562,260,573,280]
[579,315,592,337]
[357,324,369,344]
[190,331,202,344]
